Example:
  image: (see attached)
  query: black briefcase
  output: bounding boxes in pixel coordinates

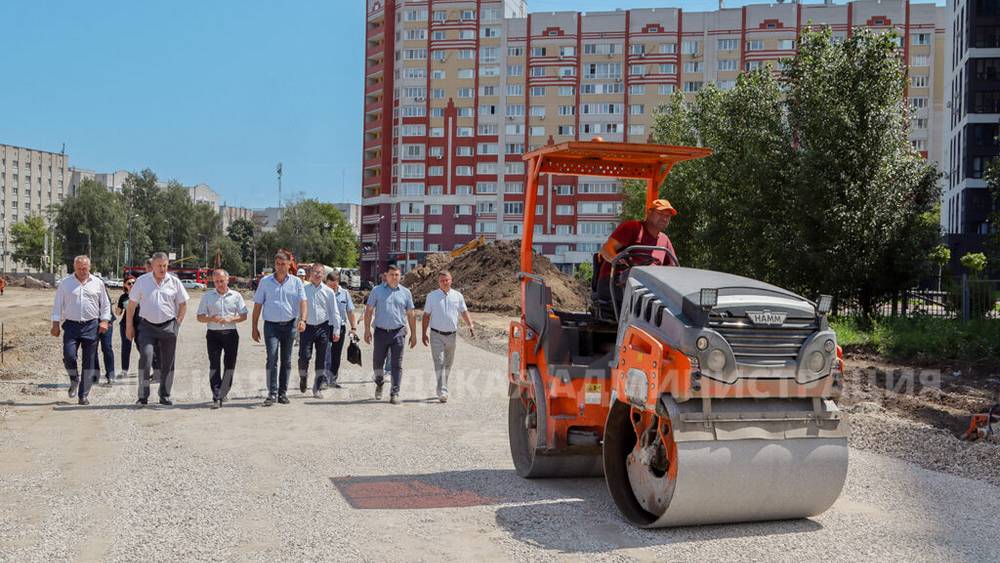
[347,334,362,366]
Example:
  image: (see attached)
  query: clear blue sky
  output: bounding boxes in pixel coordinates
[0,1,941,209]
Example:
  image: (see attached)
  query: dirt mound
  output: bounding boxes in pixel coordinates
[402,240,589,314]
[23,276,51,289]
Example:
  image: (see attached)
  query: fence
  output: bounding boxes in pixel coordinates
[834,275,1000,321]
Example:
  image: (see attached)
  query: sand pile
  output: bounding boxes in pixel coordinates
[402,240,589,314]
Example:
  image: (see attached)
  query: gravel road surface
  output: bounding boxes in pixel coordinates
[2,292,999,562]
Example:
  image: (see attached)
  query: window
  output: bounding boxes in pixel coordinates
[630,44,646,55]
[911,97,928,109]
[913,33,931,46]
[402,144,425,159]
[480,46,498,63]
[403,49,427,60]
[560,46,575,57]
[682,40,700,54]
[401,164,425,178]
[507,64,523,76]
[508,46,523,57]
[630,64,646,76]
[507,84,523,96]
[505,162,525,174]
[455,224,472,235]
[503,222,521,236]
[529,126,545,137]
[629,124,645,135]
[457,49,475,60]
[404,9,428,21]
[481,27,499,38]
[401,124,426,136]
[477,162,498,175]
[659,43,676,54]
[479,123,498,135]
[457,106,474,117]
[659,63,676,74]
[745,61,762,71]
[456,185,472,195]
[506,143,525,154]
[912,118,928,130]
[554,185,573,196]
[505,182,524,193]
[911,75,929,88]
[477,143,498,155]
[718,80,736,90]
[456,146,473,157]
[428,165,444,176]
[718,59,738,72]
[718,38,738,51]
[427,224,443,234]
[431,69,446,80]
[629,85,645,95]
[430,127,444,137]
[505,124,524,135]
[532,46,548,57]
[530,106,545,117]
[457,127,474,137]
[460,9,475,21]
[583,62,622,79]
[477,182,498,193]
[582,103,623,115]
[578,201,620,215]
[558,105,576,116]
[683,61,703,73]
[428,204,442,216]
[530,66,546,77]
[530,86,546,96]
[578,222,616,236]
[432,31,446,41]
[476,201,496,214]
[578,181,618,194]
[911,139,927,151]
[457,68,475,79]
[555,205,574,216]
[430,88,445,99]
[535,205,544,215]
[659,84,675,95]
[456,165,473,176]
[477,221,497,234]
[480,104,498,115]
[429,185,443,195]
[403,68,426,79]
[745,40,763,51]
[629,104,644,115]
[559,86,575,96]
[777,39,795,50]
[404,29,427,40]
[504,202,524,215]
[555,225,573,235]
[912,55,929,67]
[506,104,525,117]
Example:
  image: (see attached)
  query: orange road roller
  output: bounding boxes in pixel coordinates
[507,139,849,527]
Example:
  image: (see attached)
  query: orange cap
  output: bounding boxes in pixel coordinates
[649,199,678,216]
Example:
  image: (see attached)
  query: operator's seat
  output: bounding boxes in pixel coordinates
[590,253,617,322]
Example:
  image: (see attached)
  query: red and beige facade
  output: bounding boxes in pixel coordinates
[361,0,946,279]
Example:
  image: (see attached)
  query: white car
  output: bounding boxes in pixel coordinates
[181,280,206,290]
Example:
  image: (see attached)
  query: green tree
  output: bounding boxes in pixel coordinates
[210,236,247,277]
[960,252,987,277]
[619,179,647,222]
[274,199,358,267]
[985,158,1000,276]
[10,215,53,270]
[575,261,593,283]
[55,179,127,273]
[227,217,257,266]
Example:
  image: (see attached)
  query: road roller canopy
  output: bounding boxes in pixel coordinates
[519,138,713,274]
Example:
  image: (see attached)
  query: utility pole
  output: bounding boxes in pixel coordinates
[276,162,283,221]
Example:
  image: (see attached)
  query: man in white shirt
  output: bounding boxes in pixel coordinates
[324,270,357,389]
[421,270,474,403]
[50,255,112,405]
[299,263,341,399]
[125,252,190,406]
[196,268,248,409]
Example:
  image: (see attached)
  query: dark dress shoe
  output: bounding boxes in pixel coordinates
[299,377,307,393]
[278,395,290,404]
[136,398,148,406]
[78,397,90,406]
[159,398,173,406]
[331,382,343,389]
[263,396,275,406]
[210,400,221,409]
[68,380,79,398]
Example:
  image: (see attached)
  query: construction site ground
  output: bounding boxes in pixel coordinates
[2,287,1000,561]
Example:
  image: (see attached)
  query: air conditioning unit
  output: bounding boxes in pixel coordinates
[639,52,645,58]
[414,97,425,102]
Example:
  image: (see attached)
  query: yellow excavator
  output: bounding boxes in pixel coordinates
[449,235,487,258]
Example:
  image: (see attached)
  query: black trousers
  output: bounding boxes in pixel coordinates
[326,324,347,383]
[207,329,239,401]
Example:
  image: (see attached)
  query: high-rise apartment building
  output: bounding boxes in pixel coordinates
[0,143,69,273]
[941,0,999,261]
[361,0,946,280]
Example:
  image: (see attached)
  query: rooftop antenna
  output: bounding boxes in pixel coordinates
[61,143,65,155]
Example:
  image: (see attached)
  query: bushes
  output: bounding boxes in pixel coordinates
[830,317,1000,365]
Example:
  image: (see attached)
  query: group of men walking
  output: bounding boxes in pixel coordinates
[50,252,473,407]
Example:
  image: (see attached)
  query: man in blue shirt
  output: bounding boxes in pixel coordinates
[364,264,416,404]
[252,251,308,406]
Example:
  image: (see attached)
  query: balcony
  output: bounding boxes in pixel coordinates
[365,117,384,131]
[365,82,384,95]
[362,213,383,224]
[364,157,382,169]
[365,99,383,113]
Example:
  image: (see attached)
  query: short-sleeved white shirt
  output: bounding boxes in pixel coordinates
[130,272,190,323]
[197,289,248,331]
[423,288,467,333]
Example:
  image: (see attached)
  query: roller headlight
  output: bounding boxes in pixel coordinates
[696,336,709,351]
[706,349,726,372]
[823,339,835,353]
[808,350,825,373]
